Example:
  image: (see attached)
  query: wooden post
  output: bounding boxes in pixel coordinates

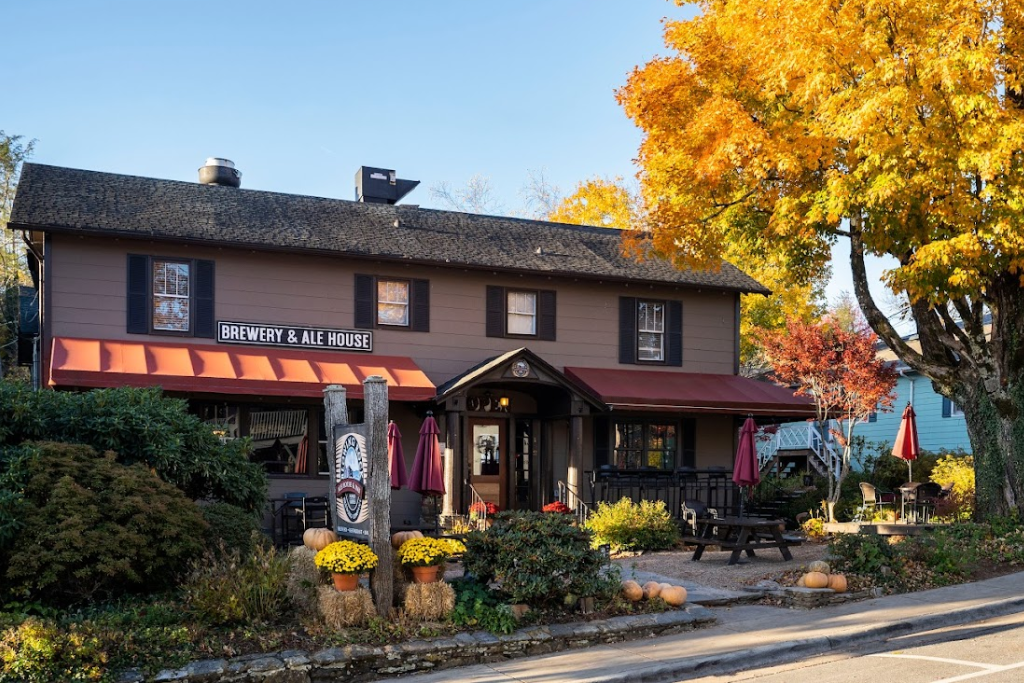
[443,409,461,517]
[363,376,393,618]
[568,414,583,495]
[323,385,348,534]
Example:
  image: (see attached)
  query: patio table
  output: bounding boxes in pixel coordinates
[683,517,800,566]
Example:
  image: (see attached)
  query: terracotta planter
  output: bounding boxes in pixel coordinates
[332,572,359,592]
[410,565,440,584]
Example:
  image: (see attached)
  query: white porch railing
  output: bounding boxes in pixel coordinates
[756,421,839,477]
[556,480,591,524]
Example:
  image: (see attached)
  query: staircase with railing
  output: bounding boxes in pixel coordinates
[556,480,591,524]
[756,421,839,478]
[467,484,489,529]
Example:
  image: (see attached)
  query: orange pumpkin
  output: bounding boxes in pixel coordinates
[642,581,662,599]
[390,530,424,549]
[661,585,687,606]
[827,574,848,593]
[302,527,337,551]
[796,574,807,587]
[621,580,643,602]
[804,571,829,589]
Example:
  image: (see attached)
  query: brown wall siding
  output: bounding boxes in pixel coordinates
[49,236,739,381]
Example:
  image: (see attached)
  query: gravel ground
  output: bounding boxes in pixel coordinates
[612,541,831,591]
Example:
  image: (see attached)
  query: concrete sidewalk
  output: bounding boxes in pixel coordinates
[376,571,1024,683]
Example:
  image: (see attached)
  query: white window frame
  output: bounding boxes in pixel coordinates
[950,402,964,417]
[507,290,537,336]
[637,299,665,362]
[152,259,191,332]
[377,279,410,327]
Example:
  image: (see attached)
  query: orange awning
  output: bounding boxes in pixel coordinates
[49,337,436,401]
[564,366,815,417]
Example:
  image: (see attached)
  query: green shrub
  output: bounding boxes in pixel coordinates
[463,511,617,606]
[449,578,518,634]
[182,541,290,626]
[201,502,264,557]
[584,498,679,552]
[3,442,208,604]
[896,528,977,581]
[0,381,267,514]
[828,532,897,581]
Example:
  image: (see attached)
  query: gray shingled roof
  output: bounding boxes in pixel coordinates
[9,163,769,294]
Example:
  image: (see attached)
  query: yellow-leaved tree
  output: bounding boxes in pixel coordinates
[618,0,1024,516]
[548,177,825,368]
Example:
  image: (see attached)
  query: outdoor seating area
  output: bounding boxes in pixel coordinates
[588,466,748,521]
[682,516,801,566]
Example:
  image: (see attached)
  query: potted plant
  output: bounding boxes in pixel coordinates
[314,540,379,591]
[396,537,451,583]
[468,501,499,519]
[542,501,572,514]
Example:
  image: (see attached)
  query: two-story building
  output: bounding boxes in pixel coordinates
[8,159,813,523]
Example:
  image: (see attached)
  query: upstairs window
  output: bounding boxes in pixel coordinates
[127,255,214,338]
[506,291,537,336]
[377,279,410,326]
[152,260,191,332]
[486,286,555,340]
[618,297,682,366]
[637,300,665,362]
[354,275,429,331]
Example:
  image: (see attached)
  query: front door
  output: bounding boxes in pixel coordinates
[469,418,507,511]
[512,418,537,510]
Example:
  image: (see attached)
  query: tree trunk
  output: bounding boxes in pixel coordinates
[363,377,394,618]
[960,381,1023,517]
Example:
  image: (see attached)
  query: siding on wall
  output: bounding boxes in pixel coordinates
[854,374,972,455]
[49,237,740,382]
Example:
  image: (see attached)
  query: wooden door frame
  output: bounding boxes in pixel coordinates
[467,416,509,511]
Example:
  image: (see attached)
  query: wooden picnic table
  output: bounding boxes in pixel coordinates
[682,517,800,566]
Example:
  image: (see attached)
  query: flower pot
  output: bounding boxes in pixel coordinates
[410,565,440,584]
[332,572,359,592]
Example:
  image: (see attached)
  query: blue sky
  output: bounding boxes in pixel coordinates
[7,0,900,325]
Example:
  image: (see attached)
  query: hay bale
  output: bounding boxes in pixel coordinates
[318,585,375,628]
[287,546,326,617]
[402,581,456,621]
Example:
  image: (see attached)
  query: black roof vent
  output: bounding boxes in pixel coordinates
[198,158,241,188]
[355,166,419,204]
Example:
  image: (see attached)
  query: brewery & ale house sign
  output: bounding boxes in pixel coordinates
[217,321,373,352]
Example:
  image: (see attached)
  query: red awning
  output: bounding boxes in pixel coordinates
[49,337,436,401]
[564,367,815,417]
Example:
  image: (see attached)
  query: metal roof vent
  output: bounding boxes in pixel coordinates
[355,166,419,204]
[198,158,241,188]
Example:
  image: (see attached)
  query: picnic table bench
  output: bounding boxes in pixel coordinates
[682,517,801,566]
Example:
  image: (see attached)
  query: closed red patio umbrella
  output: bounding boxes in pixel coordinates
[892,403,920,482]
[409,412,446,497]
[733,417,760,517]
[387,421,409,490]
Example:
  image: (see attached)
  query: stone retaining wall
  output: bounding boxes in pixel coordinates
[125,606,715,683]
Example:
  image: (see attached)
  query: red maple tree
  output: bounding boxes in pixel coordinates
[759,315,897,521]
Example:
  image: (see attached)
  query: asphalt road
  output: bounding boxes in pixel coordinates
[681,611,1024,683]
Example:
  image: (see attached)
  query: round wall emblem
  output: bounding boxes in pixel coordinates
[511,359,530,378]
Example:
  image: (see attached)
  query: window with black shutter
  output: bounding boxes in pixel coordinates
[127,255,214,337]
[619,296,682,366]
[354,275,429,331]
[485,286,556,340]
